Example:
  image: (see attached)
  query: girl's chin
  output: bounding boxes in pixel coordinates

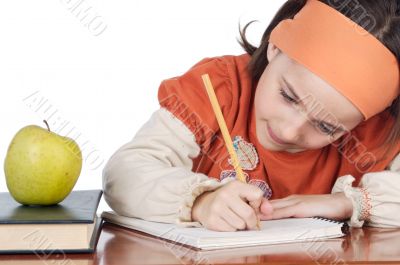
[260,136,306,153]
[259,137,286,151]
[257,121,308,153]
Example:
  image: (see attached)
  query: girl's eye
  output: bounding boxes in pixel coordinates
[279,89,298,104]
[280,88,336,136]
[317,122,336,136]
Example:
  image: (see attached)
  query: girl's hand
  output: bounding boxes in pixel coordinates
[258,193,353,221]
[191,180,271,231]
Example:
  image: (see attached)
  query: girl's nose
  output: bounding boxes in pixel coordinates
[281,113,309,143]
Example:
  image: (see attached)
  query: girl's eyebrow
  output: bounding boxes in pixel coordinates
[282,76,344,132]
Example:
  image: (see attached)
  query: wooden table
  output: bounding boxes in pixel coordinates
[2,221,400,264]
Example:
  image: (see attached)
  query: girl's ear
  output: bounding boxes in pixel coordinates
[267,42,281,62]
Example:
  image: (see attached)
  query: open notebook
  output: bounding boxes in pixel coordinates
[101,211,349,250]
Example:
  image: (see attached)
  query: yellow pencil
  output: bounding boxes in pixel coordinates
[201,73,261,230]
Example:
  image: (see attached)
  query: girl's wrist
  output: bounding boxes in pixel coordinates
[336,192,354,220]
[191,191,212,222]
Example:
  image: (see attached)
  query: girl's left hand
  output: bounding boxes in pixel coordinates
[258,192,353,221]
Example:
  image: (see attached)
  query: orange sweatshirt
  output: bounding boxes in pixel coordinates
[158,54,400,200]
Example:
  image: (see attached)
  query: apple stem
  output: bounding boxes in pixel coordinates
[43,120,51,132]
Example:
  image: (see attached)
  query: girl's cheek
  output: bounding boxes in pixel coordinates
[304,134,333,149]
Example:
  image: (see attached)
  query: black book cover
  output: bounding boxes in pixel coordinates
[0,189,102,224]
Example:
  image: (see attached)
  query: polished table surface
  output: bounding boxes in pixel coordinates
[2,221,400,264]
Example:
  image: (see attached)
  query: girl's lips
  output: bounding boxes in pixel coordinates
[266,123,287,145]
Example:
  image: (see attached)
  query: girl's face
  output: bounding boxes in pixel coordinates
[254,43,364,153]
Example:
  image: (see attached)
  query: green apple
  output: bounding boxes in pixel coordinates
[4,120,82,205]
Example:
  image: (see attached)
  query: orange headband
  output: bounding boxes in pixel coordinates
[269,0,400,120]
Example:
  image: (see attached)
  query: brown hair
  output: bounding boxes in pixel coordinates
[239,0,400,159]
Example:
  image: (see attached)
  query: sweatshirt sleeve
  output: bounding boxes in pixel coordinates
[331,152,400,228]
[102,107,228,227]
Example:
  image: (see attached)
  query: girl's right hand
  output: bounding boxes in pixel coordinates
[191,180,272,231]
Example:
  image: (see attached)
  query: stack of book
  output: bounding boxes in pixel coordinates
[0,189,103,254]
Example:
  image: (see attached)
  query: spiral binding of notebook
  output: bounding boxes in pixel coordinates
[312,216,350,235]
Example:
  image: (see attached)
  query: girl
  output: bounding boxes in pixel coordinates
[103,0,400,232]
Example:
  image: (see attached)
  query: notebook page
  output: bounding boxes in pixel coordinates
[101,211,345,249]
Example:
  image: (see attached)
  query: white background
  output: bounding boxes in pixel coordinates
[0,0,285,212]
